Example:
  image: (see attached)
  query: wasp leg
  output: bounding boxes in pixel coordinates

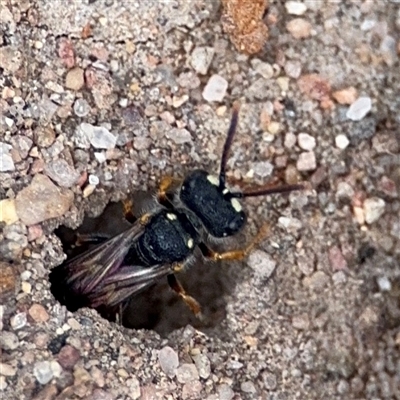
[122,199,136,223]
[200,224,270,261]
[157,176,182,205]
[167,274,202,319]
[115,303,124,326]
[139,212,152,225]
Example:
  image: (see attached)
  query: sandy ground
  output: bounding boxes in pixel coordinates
[0,1,399,399]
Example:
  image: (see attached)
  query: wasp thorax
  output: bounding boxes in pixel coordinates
[180,169,246,238]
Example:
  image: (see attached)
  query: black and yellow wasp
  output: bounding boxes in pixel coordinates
[49,103,303,319]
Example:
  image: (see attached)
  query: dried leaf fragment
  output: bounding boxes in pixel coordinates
[221,0,269,55]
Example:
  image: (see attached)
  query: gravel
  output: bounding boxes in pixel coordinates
[158,346,179,378]
[202,74,229,102]
[346,96,372,121]
[14,174,74,225]
[0,143,15,172]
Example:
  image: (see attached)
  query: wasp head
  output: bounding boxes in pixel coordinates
[179,169,246,238]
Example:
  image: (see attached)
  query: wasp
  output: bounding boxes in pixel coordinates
[49,103,304,320]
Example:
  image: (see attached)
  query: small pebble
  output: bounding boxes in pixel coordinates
[380,35,397,66]
[50,361,63,378]
[94,152,107,163]
[253,161,273,178]
[267,121,281,135]
[182,381,202,398]
[285,164,300,185]
[192,353,211,379]
[328,246,347,271]
[284,132,297,148]
[297,133,316,151]
[286,18,312,39]
[303,271,330,291]
[28,225,43,242]
[34,126,56,148]
[292,313,310,330]
[353,206,365,225]
[73,98,91,117]
[65,67,84,90]
[57,345,81,370]
[346,97,372,121]
[44,159,80,188]
[335,134,350,149]
[83,184,96,198]
[284,60,302,79]
[117,368,129,378]
[175,363,199,384]
[363,197,385,224]
[0,363,16,377]
[0,331,19,350]
[377,276,391,292]
[275,155,287,168]
[361,19,376,31]
[336,181,354,199]
[11,135,33,159]
[296,151,317,171]
[10,312,27,330]
[158,346,179,378]
[0,199,19,225]
[262,371,277,390]
[28,304,49,323]
[285,1,307,15]
[88,174,99,186]
[15,174,74,225]
[247,250,277,280]
[126,376,141,399]
[337,379,350,395]
[332,87,358,105]
[202,75,228,102]
[5,117,14,128]
[115,98,127,110]
[190,46,214,75]
[0,376,6,391]
[0,142,15,172]
[277,76,290,92]
[240,381,257,393]
[166,128,192,144]
[67,318,81,330]
[172,94,189,108]
[81,123,117,149]
[298,73,331,100]
[378,176,397,197]
[278,216,302,231]
[332,271,347,285]
[21,281,31,293]
[218,384,234,400]
[297,254,315,276]
[252,59,274,80]
[33,361,53,385]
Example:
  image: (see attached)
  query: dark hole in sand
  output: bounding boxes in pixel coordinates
[51,191,242,337]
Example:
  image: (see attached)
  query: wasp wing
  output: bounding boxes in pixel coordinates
[89,263,173,308]
[49,220,172,312]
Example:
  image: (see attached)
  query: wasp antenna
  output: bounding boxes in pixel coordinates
[219,101,241,188]
[231,183,305,198]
